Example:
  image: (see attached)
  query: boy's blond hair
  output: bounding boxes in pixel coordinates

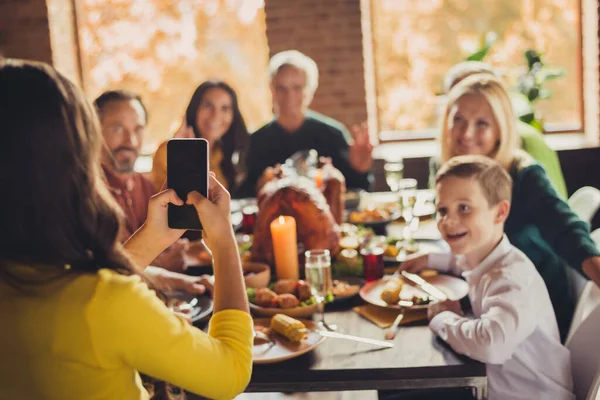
[436,155,513,206]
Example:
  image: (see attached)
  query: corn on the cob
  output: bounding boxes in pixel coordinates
[380,277,404,305]
[270,314,306,342]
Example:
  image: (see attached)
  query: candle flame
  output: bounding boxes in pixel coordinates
[278,215,285,224]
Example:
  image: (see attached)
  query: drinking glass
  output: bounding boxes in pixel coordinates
[241,205,258,234]
[384,160,404,192]
[305,249,335,330]
[398,179,418,241]
[360,236,386,282]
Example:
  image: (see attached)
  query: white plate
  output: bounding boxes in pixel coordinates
[252,318,326,364]
[168,292,213,323]
[359,274,469,310]
[383,240,447,263]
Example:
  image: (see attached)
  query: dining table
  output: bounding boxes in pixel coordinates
[245,296,487,399]
[190,191,488,399]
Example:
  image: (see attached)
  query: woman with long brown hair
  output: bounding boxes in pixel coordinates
[0,59,252,399]
[151,80,250,195]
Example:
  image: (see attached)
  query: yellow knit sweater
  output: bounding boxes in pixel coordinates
[0,264,253,400]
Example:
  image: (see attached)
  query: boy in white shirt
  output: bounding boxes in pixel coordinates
[400,155,573,400]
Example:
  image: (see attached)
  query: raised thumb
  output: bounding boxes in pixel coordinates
[186,191,211,216]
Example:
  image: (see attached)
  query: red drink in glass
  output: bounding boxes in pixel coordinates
[361,246,385,282]
[241,205,258,234]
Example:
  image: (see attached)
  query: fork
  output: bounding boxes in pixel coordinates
[384,300,413,340]
[253,330,274,345]
[316,302,338,332]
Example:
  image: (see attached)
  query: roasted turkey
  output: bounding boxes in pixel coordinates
[320,164,346,224]
[251,176,341,267]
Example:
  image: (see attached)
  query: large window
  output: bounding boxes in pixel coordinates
[77,0,272,152]
[370,0,582,138]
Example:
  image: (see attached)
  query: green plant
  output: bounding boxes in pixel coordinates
[465,33,565,132]
[466,32,498,62]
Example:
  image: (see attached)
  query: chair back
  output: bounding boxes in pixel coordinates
[566,304,600,399]
[568,187,600,223]
[567,282,600,343]
[591,228,600,246]
[587,372,600,400]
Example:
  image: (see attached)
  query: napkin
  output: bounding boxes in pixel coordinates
[353,304,428,328]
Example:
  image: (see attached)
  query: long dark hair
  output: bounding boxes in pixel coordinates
[0,59,136,284]
[185,80,249,190]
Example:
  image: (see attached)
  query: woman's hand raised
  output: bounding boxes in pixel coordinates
[173,116,195,139]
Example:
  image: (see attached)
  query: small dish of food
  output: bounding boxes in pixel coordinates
[242,262,271,288]
[330,279,362,300]
[346,209,401,235]
[383,239,445,263]
[359,272,468,310]
[166,292,213,324]
[247,277,359,317]
[252,314,326,364]
[247,279,320,318]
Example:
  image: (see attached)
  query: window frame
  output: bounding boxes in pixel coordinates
[365,0,587,143]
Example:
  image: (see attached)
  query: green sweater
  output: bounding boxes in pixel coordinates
[428,122,568,199]
[517,121,568,199]
[236,110,371,198]
[505,154,599,340]
[430,153,600,340]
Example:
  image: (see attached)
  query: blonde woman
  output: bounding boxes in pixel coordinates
[442,61,568,198]
[432,74,600,340]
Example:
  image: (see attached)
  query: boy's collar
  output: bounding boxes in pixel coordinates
[460,234,512,280]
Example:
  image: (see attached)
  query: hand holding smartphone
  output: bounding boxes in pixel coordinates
[167,138,209,230]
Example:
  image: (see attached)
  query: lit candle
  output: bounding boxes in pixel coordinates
[270,215,299,280]
[314,168,323,188]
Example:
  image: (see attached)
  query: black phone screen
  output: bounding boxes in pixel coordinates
[167,138,209,230]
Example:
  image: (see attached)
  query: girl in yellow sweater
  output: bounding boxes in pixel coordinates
[0,59,253,400]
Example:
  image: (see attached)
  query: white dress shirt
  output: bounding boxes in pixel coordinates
[428,235,574,400]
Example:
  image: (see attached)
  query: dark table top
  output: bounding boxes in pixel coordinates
[196,192,486,394]
[247,298,486,393]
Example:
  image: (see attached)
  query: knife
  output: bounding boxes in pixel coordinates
[401,270,448,301]
[316,330,394,348]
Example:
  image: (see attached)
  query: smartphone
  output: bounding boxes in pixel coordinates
[167,138,209,230]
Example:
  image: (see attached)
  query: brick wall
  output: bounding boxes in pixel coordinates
[1,0,597,140]
[46,0,81,85]
[0,0,53,63]
[264,0,368,130]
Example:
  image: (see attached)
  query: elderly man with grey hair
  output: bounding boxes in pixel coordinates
[237,50,373,197]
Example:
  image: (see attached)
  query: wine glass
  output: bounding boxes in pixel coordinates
[304,249,335,331]
[384,160,404,192]
[398,179,418,242]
